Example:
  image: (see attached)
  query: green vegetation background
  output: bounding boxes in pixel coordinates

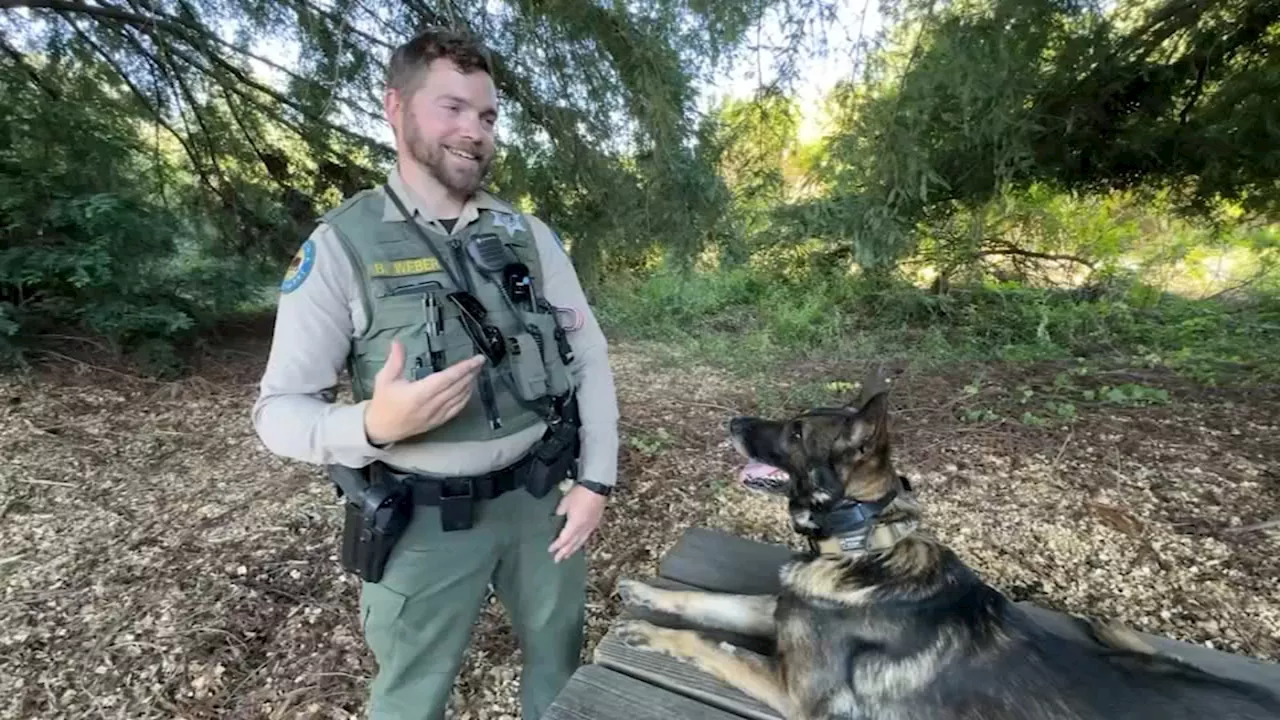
[2,0,1276,386]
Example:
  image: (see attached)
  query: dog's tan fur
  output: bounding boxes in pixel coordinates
[614,618,794,713]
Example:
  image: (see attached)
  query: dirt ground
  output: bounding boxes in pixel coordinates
[2,321,1278,719]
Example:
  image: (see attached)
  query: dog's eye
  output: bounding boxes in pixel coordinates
[789,424,802,442]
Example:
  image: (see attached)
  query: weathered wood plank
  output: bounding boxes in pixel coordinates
[620,577,774,656]
[543,664,748,720]
[658,527,1280,693]
[593,626,782,720]
[658,527,794,595]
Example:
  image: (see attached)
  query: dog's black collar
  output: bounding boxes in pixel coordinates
[812,475,913,552]
[819,492,894,535]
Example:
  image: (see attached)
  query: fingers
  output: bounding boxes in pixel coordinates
[409,353,485,400]
[438,353,487,381]
[417,369,477,416]
[547,514,574,554]
[366,347,481,443]
[548,524,571,555]
[437,389,472,424]
[548,516,592,563]
[552,529,589,563]
[376,340,406,385]
[556,539,586,563]
[548,526,574,562]
[547,487,605,562]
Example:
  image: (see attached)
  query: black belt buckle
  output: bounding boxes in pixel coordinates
[438,478,475,532]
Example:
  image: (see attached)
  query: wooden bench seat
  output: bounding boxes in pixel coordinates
[542,664,748,720]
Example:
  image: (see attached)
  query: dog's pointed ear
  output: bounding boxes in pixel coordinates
[859,389,890,426]
[849,363,892,409]
[845,389,890,448]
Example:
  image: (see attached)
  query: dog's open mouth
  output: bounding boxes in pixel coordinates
[738,461,789,494]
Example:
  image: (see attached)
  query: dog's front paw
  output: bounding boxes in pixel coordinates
[613,619,664,651]
[616,578,658,611]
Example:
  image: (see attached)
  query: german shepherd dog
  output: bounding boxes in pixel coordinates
[612,384,1280,719]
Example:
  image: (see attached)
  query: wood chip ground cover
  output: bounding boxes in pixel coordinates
[1,334,1277,719]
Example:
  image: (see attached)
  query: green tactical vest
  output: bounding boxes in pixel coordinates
[321,186,576,444]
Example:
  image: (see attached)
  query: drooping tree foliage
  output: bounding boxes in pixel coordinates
[0,0,842,367]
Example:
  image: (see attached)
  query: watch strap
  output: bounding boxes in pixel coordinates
[576,479,613,497]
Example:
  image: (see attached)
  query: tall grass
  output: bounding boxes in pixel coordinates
[593,263,1280,385]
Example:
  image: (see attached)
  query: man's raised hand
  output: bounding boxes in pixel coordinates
[363,339,486,445]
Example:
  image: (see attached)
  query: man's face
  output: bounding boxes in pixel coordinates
[386,58,499,197]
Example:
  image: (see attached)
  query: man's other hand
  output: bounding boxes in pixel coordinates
[548,484,607,563]
[363,340,486,445]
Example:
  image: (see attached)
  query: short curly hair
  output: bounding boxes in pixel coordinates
[386,27,494,98]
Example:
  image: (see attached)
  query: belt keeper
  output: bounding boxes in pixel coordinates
[438,478,475,532]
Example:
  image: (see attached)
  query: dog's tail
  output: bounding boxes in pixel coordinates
[1080,615,1212,677]
[1083,616,1158,656]
[1080,614,1280,712]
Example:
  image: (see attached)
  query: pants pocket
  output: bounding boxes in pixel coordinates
[361,581,408,651]
[520,486,568,539]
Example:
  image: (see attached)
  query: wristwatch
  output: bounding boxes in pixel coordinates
[576,479,613,497]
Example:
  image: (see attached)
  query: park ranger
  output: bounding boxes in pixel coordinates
[251,27,620,720]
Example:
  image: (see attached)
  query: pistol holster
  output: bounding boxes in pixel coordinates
[330,464,413,583]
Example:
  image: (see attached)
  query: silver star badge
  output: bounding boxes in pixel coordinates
[493,212,526,236]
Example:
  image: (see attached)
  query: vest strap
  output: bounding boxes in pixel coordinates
[382,184,469,290]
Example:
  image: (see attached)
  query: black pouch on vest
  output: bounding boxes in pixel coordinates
[503,263,533,308]
[526,420,579,498]
[337,468,414,583]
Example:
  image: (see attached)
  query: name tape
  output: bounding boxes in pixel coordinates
[371,257,442,277]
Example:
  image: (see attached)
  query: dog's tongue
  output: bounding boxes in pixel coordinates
[738,461,787,493]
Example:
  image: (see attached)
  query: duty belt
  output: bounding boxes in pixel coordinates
[382,457,530,503]
[377,456,534,532]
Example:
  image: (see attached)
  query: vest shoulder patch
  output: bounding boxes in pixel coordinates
[281,239,315,293]
[370,256,442,277]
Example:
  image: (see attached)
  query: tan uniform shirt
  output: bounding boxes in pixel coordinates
[252,168,621,486]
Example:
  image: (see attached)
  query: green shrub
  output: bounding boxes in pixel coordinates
[0,62,274,374]
[595,261,1280,383]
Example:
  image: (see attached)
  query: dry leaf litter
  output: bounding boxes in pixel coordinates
[1,331,1277,719]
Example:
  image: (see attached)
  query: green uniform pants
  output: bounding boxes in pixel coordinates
[358,486,586,720]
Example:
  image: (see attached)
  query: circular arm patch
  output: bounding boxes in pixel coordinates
[281,239,315,293]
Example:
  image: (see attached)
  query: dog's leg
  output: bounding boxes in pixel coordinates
[614,619,793,716]
[617,578,776,637]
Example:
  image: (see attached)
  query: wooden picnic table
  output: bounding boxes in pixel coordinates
[543,526,1280,719]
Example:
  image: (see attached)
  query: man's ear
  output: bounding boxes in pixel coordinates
[383,88,403,136]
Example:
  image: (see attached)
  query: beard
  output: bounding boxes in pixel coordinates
[403,112,492,197]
